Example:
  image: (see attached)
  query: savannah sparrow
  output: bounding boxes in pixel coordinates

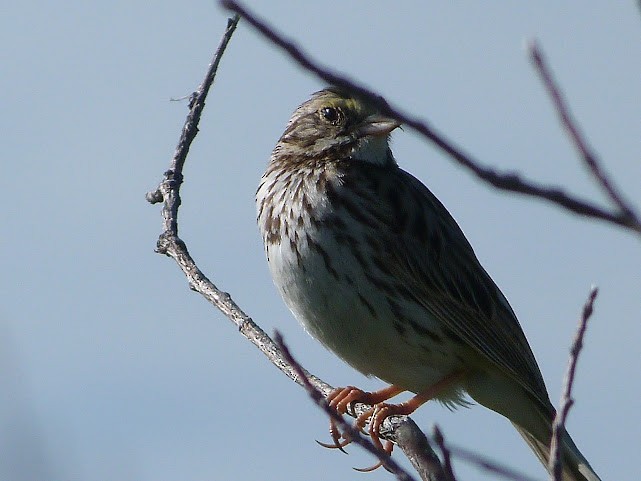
[256,88,600,481]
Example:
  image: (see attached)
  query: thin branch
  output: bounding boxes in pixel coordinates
[433,428,542,481]
[548,287,599,481]
[395,420,450,481]
[146,15,240,210]
[145,14,446,481]
[529,41,639,225]
[275,331,420,481]
[144,12,330,403]
[432,426,457,481]
[221,0,641,237]
[444,444,543,481]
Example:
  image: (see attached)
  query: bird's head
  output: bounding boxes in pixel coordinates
[275,87,401,167]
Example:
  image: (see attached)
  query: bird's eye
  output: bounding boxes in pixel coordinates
[320,106,340,124]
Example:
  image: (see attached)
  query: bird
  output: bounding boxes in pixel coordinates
[256,87,601,481]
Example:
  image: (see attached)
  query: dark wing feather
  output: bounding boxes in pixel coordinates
[352,164,551,407]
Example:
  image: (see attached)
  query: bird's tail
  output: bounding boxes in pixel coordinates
[513,423,601,481]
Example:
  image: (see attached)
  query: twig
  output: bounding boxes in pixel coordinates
[146,15,240,209]
[144,12,330,408]
[221,0,641,236]
[145,14,447,481]
[432,425,538,481]
[432,426,457,481]
[529,41,639,226]
[444,443,542,481]
[274,331,419,481]
[433,427,543,481]
[395,420,450,481]
[548,287,599,480]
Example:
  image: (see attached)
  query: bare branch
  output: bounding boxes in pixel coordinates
[433,428,542,481]
[548,287,599,480]
[394,420,450,481]
[146,15,240,210]
[529,42,639,226]
[144,12,331,403]
[221,0,641,237]
[452,448,542,481]
[432,426,457,481]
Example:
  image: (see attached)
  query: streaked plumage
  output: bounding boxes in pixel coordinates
[256,88,600,481]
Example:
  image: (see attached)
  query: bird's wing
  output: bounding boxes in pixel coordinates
[375,167,551,407]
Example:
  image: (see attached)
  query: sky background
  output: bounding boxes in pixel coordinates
[2,2,640,480]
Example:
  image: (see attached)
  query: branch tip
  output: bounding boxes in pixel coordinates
[548,287,599,480]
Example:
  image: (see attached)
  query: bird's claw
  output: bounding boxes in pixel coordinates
[316,418,351,453]
[317,387,399,471]
[353,440,394,472]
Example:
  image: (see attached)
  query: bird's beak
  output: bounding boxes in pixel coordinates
[355,114,402,138]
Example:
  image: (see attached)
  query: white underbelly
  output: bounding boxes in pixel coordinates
[266,229,465,396]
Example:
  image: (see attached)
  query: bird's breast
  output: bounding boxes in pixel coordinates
[256,169,466,398]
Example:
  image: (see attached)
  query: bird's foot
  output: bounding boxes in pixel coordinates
[318,373,464,471]
[317,385,404,470]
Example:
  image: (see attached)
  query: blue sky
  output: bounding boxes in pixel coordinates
[2,2,640,480]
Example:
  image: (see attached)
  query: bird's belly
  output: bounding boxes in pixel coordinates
[266,231,466,397]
